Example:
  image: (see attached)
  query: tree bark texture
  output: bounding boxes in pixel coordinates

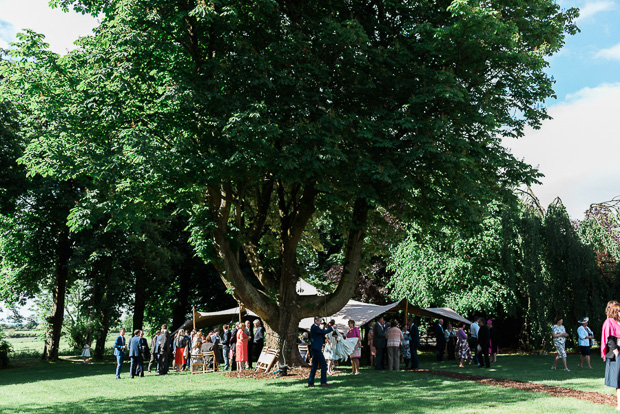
[43,227,71,361]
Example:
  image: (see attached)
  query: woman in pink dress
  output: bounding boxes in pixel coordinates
[347,320,362,375]
[236,322,249,370]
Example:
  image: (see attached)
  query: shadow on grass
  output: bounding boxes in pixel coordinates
[0,359,122,387]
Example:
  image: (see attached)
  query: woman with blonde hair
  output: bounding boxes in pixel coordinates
[236,322,249,370]
[174,329,187,372]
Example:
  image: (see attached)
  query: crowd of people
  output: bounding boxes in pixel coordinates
[108,313,506,384]
[110,319,265,379]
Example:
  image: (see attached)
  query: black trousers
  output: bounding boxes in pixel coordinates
[375,345,386,369]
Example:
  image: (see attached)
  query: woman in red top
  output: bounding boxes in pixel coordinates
[347,320,361,375]
[236,322,249,370]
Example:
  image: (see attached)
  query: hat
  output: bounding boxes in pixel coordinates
[487,320,493,325]
[578,317,589,324]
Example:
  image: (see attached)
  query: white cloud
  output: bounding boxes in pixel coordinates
[577,0,616,22]
[505,83,620,219]
[0,0,98,54]
[594,42,620,60]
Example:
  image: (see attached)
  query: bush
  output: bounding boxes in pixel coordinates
[0,326,13,368]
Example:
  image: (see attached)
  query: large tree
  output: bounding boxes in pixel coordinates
[2,0,576,362]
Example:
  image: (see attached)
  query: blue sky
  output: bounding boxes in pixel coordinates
[0,0,618,222]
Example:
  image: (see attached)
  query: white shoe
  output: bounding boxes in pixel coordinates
[564,368,570,372]
[551,366,556,370]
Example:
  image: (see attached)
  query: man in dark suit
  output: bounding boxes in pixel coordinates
[138,330,148,377]
[245,320,254,369]
[477,319,491,368]
[409,319,420,370]
[128,330,142,379]
[373,316,387,370]
[253,320,265,361]
[148,330,160,373]
[222,324,231,370]
[434,319,446,361]
[113,328,127,379]
[230,324,238,371]
[307,317,333,387]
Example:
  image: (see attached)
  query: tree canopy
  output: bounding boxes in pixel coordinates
[1,0,577,361]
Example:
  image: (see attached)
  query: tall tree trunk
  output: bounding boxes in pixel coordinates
[94,306,110,360]
[264,314,306,367]
[132,270,146,331]
[172,264,191,330]
[43,228,71,361]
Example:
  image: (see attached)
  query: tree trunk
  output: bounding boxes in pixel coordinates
[172,264,191,330]
[43,228,71,361]
[132,270,146,332]
[94,308,110,360]
[264,314,307,367]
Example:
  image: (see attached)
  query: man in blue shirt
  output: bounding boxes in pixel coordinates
[307,316,333,387]
[113,328,127,379]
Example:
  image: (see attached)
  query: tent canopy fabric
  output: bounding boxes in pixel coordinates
[181,279,471,332]
[299,298,471,331]
[180,307,258,331]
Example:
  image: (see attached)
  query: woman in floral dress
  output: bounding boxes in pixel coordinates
[551,317,570,371]
[456,323,472,367]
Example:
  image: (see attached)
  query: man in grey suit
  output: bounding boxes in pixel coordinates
[373,316,387,370]
[128,330,142,379]
[148,330,160,373]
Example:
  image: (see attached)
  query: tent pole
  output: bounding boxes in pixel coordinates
[192,306,196,331]
[238,301,242,323]
[405,297,409,326]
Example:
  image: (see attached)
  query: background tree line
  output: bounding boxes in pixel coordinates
[388,194,620,351]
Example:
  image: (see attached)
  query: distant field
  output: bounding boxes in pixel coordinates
[5,330,115,357]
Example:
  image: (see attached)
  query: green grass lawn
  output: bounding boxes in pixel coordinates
[0,353,615,414]
[426,352,611,395]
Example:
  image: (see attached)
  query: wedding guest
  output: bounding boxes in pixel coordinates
[478,319,491,368]
[128,329,142,379]
[577,317,594,369]
[307,317,333,387]
[367,321,376,367]
[138,330,148,377]
[346,320,361,375]
[488,319,499,362]
[402,329,411,370]
[245,320,254,369]
[253,320,265,361]
[551,317,570,371]
[456,323,472,367]
[433,319,445,361]
[81,342,91,364]
[222,324,232,370]
[373,316,387,370]
[174,329,187,372]
[445,322,457,361]
[386,320,404,371]
[113,328,127,379]
[236,322,249,370]
[602,301,620,410]
[230,323,238,371]
[409,319,420,370]
[148,330,160,373]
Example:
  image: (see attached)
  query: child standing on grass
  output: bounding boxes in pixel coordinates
[82,342,91,363]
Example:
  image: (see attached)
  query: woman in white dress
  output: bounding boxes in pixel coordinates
[324,320,362,374]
